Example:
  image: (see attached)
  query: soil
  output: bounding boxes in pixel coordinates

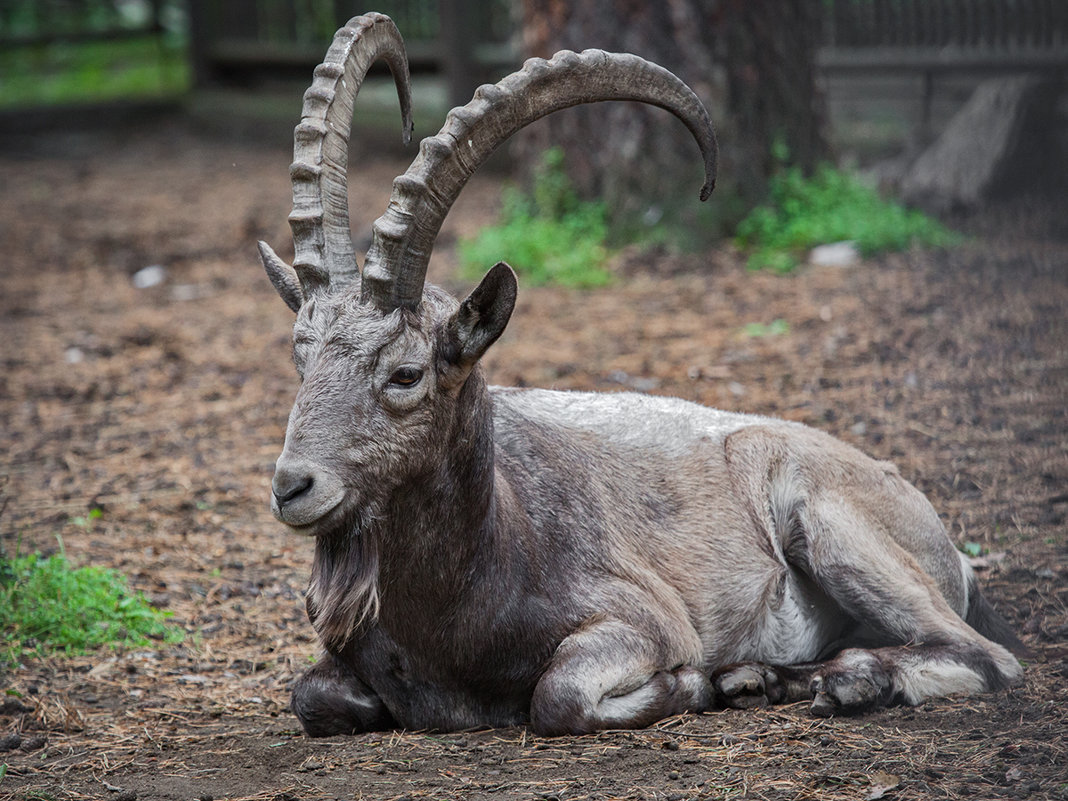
[0,119,1066,801]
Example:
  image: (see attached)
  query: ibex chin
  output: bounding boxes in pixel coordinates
[257,14,1023,737]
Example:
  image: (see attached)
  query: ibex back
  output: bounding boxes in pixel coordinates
[256,14,1023,737]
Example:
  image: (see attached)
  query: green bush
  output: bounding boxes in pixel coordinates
[0,539,181,665]
[736,165,962,273]
[0,36,188,109]
[459,148,613,289]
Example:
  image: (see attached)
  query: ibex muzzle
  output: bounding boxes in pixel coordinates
[271,456,342,529]
[257,14,1024,737]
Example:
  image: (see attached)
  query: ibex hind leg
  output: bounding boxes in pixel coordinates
[715,488,1022,715]
[291,653,396,736]
[530,617,711,736]
[714,638,1010,715]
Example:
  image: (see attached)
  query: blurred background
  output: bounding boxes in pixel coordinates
[2,0,1065,225]
[2,6,1067,797]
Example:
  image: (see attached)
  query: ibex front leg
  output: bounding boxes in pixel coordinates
[530,617,711,736]
[291,653,395,736]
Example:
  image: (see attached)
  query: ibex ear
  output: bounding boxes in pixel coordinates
[446,262,517,369]
[258,241,304,313]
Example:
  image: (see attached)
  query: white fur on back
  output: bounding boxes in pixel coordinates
[491,388,785,455]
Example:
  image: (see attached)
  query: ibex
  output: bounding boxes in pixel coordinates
[257,14,1023,737]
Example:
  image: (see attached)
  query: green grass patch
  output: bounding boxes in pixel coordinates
[0,35,188,109]
[0,537,182,665]
[459,148,613,289]
[736,165,962,273]
[741,318,790,338]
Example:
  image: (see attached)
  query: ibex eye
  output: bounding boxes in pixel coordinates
[389,366,423,387]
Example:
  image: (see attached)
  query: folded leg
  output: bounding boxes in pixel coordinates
[531,617,711,736]
[291,653,396,736]
[714,474,1021,715]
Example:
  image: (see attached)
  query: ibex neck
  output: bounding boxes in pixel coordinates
[379,370,499,594]
[304,374,501,654]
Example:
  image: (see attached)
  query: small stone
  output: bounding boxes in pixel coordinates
[20,734,47,751]
[0,732,22,752]
[0,698,30,715]
[116,791,138,801]
[662,739,680,751]
[132,264,167,289]
[809,241,860,268]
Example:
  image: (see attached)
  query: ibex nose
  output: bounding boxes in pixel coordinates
[272,467,314,507]
[270,456,346,528]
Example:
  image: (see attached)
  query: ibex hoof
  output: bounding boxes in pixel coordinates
[808,650,893,716]
[713,663,784,709]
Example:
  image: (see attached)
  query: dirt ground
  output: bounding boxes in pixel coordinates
[0,118,1066,801]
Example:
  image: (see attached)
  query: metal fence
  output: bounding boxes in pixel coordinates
[821,0,1068,70]
[3,1,1065,105]
[187,0,516,101]
[817,0,1067,136]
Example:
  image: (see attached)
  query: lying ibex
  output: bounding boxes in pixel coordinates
[257,14,1023,737]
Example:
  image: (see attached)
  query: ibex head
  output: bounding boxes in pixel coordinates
[258,13,718,538]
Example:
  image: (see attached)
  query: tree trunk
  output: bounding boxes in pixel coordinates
[720,0,829,201]
[514,0,828,238]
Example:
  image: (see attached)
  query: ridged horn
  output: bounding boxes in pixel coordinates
[360,48,718,311]
[287,13,413,295]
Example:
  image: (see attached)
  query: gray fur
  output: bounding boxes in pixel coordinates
[257,18,1023,737]
[264,270,1023,736]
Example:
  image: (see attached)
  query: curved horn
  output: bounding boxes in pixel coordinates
[286,13,413,295]
[360,49,718,311]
